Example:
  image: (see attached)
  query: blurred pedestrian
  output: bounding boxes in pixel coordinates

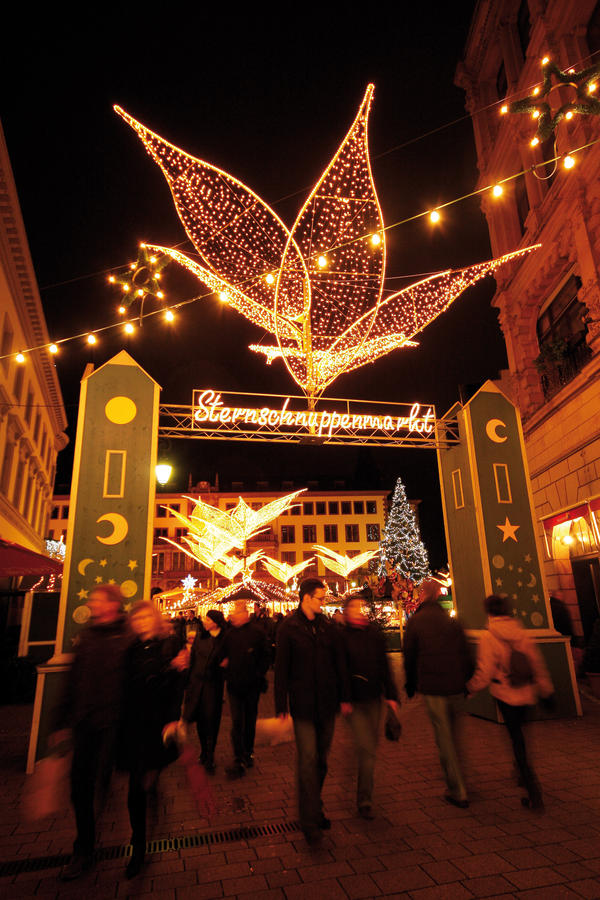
[403,579,473,809]
[182,609,227,773]
[341,594,400,819]
[467,595,554,811]
[220,595,269,777]
[53,585,133,881]
[118,601,188,878]
[275,578,350,846]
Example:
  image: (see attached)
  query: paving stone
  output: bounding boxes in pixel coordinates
[337,872,382,898]
[460,875,517,897]
[371,864,435,893]
[504,866,568,890]
[454,853,516,878]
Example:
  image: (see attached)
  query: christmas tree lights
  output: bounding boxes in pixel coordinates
[115,89,539,402]
[378,477,430,585]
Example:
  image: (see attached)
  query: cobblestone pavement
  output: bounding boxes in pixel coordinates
[1,660,600,900]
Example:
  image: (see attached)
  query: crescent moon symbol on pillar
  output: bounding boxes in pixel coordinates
[96,513,129,545]
[485,418,508,443]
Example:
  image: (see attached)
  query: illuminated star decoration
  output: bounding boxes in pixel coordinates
[108,244,171,314]
[508,58,600,144]
[115,88,538,404]
[497,517,520,543]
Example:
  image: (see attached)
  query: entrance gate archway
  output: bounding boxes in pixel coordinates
[27,352,580,770]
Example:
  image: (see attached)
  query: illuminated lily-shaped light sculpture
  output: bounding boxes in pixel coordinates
[261,555,316,586]
[115,88,538,405]
[213,549,265,582]
[313,545,379,580]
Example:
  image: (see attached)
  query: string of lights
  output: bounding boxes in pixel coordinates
[4,123,597,369]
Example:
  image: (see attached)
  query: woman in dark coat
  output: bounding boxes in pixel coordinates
[119,601,188,878]
[182,609,227,774]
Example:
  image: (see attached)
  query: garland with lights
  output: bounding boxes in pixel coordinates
[507,57,600,145]
[108,244,171,315]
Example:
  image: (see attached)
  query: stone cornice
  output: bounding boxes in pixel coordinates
[0,121,67,441]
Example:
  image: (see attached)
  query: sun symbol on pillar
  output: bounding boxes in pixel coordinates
[115,86,539,404]
[108,244,171,316]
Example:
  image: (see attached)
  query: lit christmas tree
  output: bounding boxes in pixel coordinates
[378,477,430,585]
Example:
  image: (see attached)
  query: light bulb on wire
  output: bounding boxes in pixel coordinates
[49,343,58,354]
[87,334,97,345]
[125,322,135,334]
[16,352,25,363]
[429,210,441,224]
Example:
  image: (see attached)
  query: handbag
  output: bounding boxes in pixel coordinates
[384,705,402,741]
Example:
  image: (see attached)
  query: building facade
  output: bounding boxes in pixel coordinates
[49,485,396,594]
[457,0,600,641]
[0,121,68,556]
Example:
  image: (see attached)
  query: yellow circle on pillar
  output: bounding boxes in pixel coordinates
[121,579,138,598]
[73,605,91,624]
[105,396,137,424]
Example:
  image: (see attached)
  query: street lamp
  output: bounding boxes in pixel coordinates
[155,463,172,486]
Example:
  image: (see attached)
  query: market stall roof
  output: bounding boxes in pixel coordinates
[0,539,63,577]
[202,578,293,607]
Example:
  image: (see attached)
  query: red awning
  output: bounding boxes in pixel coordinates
[542,504,589,532]
[0,539,63,577]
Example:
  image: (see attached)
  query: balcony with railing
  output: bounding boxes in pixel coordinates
[538,337,592,402]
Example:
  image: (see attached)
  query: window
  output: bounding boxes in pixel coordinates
[281,525,295,543]
[168,503,180,513]
[154,527,168,541]
[152,552,165,575]
[226,502,235,510]
[345,524,359,542]
[303,502,314,515]
[172,551,186,570]
[303,551,317,573]
[291,504,301,516]
[156,504,166,518]
[316,501,326,515]
[517,0,530,59]
[25,390,33,425]
[452,469,465,510]
[33,412,41,444]
[324,524,338,542]
[341,501,351,515]
[303,524,316,543]
[251,502,262,510]
[1,314,13,372]
[515,176,530,234]
[353,500,364,515]
[281,550,296,565]
[536,275,590,398]
[62,505,69,519]
[366,523,380,542]
[496,60,507,101]
[175,527,187,539]
[328,501,339,515]
[13,365,24,402]
[51,506,60,519]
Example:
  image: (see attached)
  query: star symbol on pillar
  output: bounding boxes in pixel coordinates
[517,567,523,573]
[517,580,523,587]
[508,564,514,571]
[94,576,103,583]
[77,589,88,600]
[108,578,116,585]
[99,559,108,567]
[512,593,517,600]
[532,593,540,604]
[498,517,520,542]
[127,560,138,571]
[495,578,503,587]
[524,554,532,563]
[513,608,518,616]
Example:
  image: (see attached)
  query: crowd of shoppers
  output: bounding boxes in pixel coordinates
[51,574,555,880]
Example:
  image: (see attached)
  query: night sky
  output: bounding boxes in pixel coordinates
[1,6,507,568]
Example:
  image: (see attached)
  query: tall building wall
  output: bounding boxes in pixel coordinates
[458,0,600,641]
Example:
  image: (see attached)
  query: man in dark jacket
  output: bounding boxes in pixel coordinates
[341,594,399,819]
[275,578,350,845]
[220,596,269,778]
[403,578,472,809]
[53,584,133,880]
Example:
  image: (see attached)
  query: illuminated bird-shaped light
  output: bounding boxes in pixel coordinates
[115,89,538,403]
[261,555,316,585]
[313,545,379,579]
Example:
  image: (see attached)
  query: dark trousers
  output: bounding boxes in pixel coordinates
[347,699,381,810]
[196,682,224,764]
[293,716,335,833]
[70,725,116,856]
[127,772,147,850]
[228,688,260,764]
[496,700,541,801]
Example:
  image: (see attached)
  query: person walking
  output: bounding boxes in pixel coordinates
[182,609,227,773]
[53,585,133,880]
[340,594,400,819]
[274,578,351,845]
[117,600,188,878]
[467,594,554,811]
[403,578,473,809]
[220,595,269,778]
